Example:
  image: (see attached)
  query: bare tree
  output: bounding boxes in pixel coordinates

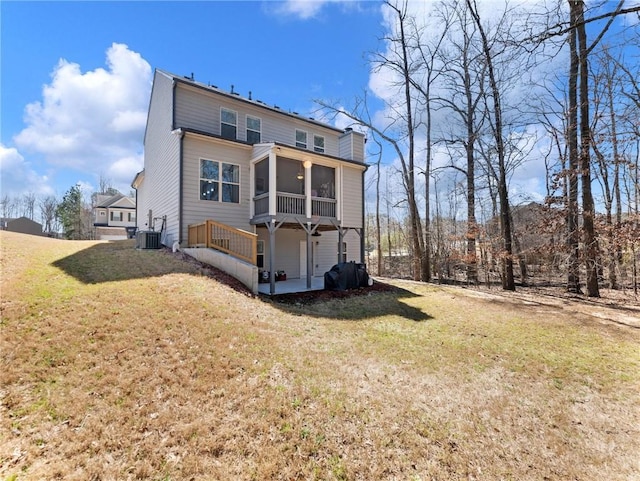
[39,195,59,235]
[466,0,517,290]
[435,0,486,284]
[21,192,37,220]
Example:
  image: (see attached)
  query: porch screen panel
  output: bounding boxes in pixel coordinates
[255,158,269,195]
[311,165,335,198]
[276,157,305,195]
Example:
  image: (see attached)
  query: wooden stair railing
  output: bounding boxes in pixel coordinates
[187,220,257,265]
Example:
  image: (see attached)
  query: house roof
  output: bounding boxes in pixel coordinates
[95,194,135,209]
[156,68,347,135]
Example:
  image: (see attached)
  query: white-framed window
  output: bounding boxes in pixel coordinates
[296,129,307,149]
[257,240,265,268]
[221,107,237,140]
[110,211,122,222]
[339,242,347,263]
[128,212,136,222]
[99,211,106,216]
[313,135,325,153]
[246,115,261,144]
[200,159,240,203]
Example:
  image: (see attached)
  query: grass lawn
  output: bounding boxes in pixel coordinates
[1,231,639,480]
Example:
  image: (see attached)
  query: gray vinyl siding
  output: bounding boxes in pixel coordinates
[315,231,339,273]
[140,71,181,245]
[256,228,362,279]
[174,83,342,157]
[338,131,365,162]
[181,135,253,241]
[341,166,364,228]
[316,230,361,267]
[257,228,304,277]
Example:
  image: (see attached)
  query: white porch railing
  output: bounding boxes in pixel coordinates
[277,192,305,215]
[253,191,336,218]
[312,197,336,217]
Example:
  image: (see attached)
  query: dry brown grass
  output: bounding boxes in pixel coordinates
[1,231,639,480]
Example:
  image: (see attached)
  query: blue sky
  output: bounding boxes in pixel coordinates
[1,0,384,199]
[1,0,638,218]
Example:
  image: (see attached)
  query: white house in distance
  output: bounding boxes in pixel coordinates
[132,69,367,294]
[93,193,137,240]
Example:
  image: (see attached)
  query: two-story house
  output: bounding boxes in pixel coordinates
[132,69,367,294]
[93,193,137,240]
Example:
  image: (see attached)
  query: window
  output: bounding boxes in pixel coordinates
[221,108,237,140]
[246,116,261,144]
[257,240,265,268]
[128,212,136,222]
[313,135,325,153]
[99,211,106,216]
[296,129,307,149]
[110,211,122,221]
[339,242,347,263]
[200,159,240,203]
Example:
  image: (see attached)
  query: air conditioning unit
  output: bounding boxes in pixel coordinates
[136,231,161,249]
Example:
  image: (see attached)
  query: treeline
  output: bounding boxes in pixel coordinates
[1,181,124,240]
[320,0,639,297]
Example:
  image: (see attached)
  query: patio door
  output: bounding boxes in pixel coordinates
[299,240,316,277]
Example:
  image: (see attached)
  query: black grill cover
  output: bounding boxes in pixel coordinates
[324,262,370,291]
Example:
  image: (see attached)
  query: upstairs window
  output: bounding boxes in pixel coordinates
[221,108,237,140]
[296,129,307,149]
[110,211,122,221]
[313,135,325,153]
[128,212,136,222]
[200,159,240,203]
[246,116,261,144]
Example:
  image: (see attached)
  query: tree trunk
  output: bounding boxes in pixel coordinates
[575,0,600,297]
[567,1,582,294]
[467,0,514,290]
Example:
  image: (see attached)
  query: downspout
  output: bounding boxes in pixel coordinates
[176,128,185,244]
[360,166,368,265]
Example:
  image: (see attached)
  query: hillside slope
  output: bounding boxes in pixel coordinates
[1,231,639,480]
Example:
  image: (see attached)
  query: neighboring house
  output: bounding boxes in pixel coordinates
[0,217,43,236]
[132,69,367,292]
[93,193,137,240]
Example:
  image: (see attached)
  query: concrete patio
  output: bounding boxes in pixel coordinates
[257,276,325,295]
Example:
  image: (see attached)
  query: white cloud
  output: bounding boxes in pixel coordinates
[107,154,144,191]
[367,0,576,204]
[265,0,363,20]
[271,0,328,19]
[0,144,54,198]
[14,43,151,193]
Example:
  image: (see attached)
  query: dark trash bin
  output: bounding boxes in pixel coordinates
[125,226,138,239]
[324,262,371,291]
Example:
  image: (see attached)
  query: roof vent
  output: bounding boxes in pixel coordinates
[248,91,252,100]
